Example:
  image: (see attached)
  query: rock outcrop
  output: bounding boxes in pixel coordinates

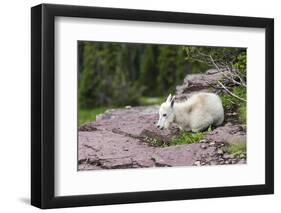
[78,69,246,170]
[175,69,225,101]
[79,108,246,170]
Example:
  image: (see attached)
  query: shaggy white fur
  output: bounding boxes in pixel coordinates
[157,93,224,132]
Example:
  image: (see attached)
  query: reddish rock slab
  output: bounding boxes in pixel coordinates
[79,106,177,142]
[205,122,246,144]
[78,106,246,170]
[176,70,226,96]
[78,130,219,170]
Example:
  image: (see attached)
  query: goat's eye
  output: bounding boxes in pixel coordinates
[163,114,167,117]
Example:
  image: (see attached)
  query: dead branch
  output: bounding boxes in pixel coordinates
[218,81,246,102]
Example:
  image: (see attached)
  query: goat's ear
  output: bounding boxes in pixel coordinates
[166,94,172,102]
[170,96,175,107]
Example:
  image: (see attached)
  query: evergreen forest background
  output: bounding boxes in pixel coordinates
[78,41,246,125]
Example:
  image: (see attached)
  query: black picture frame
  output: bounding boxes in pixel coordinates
[31,3,274,209]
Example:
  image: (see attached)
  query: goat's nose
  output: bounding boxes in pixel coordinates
[157,125,160,128]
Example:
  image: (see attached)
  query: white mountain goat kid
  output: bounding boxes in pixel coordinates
[157,93,224,132]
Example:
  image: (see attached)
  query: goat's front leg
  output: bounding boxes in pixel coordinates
[181,125,191,132]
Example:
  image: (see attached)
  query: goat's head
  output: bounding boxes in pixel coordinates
[157,94,175,130]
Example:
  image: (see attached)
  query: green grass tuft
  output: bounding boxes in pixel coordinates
[221,86,247,124]
[238,104,247,124]
[221,86,246,110]
[224,143,246,155]
[171,131,205,145]
[79,107,107,126]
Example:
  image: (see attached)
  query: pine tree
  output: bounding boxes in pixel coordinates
[156,46,178,93]
[79,42,98,108]
[139,45,158,95]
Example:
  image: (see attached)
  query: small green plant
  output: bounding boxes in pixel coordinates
[144,137,169,147]
[221,86,246,110]
[221,86,247,124]
[145,126,212,147]
[171,131,205,145]
[224,143,246,156]
[234,52,247,77]
[239,104,247,124]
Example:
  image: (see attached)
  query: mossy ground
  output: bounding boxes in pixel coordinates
[223,143,246,157]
